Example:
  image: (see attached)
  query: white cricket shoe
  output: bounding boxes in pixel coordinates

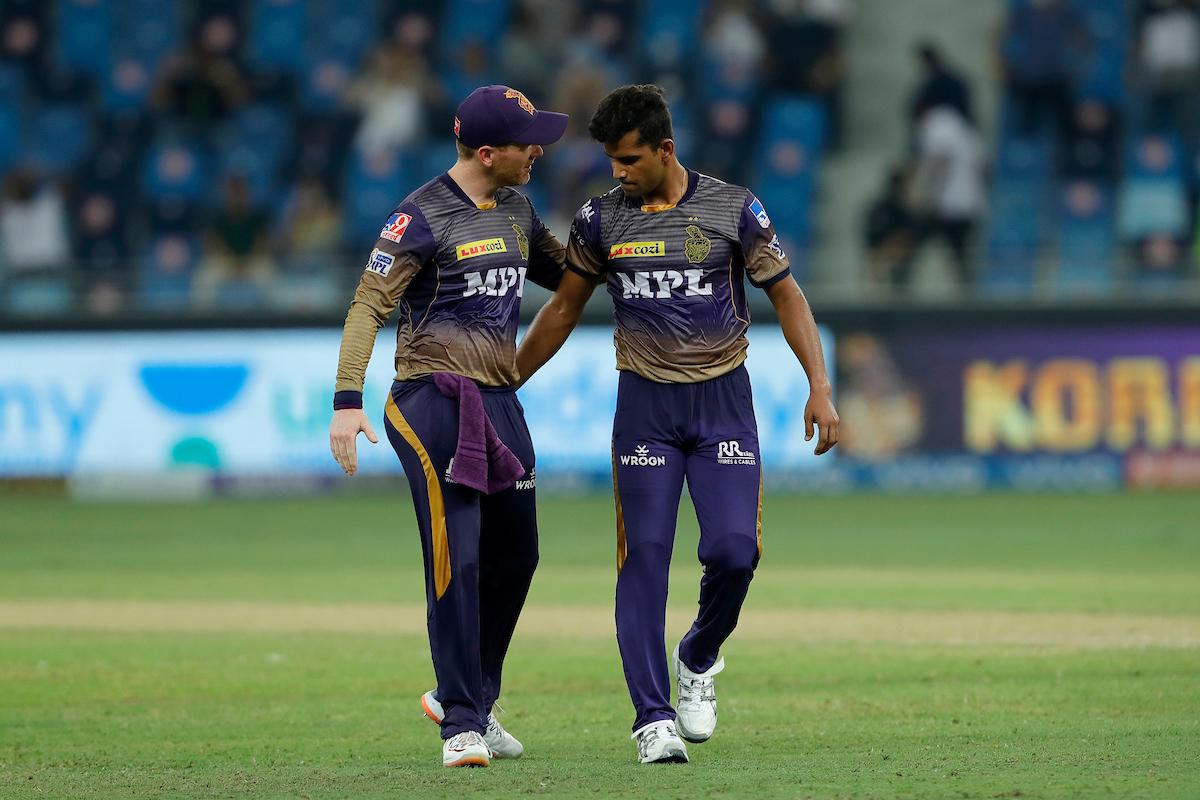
[632,720,689,764]
[673,645,724,743]
[422,690,524,759]
[442,731,490,768]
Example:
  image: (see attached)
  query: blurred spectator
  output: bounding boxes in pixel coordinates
[277,176,342,273]
[906,104,986,291]
[152,19,250,127]
[762,0,852,149]
[862,167,916,290]
[344,46,435,155]
[1064,99,1121,181]
[1,2,47,74]
[500,1,565,101]
[0,168,70,276]
[193,175,275,309]
[999,0,1089,140]
[1133,0,1200,164]
[909,43,974,135]
[706,0,767,68]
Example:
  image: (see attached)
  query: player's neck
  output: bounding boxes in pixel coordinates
[446,162,500,208]
[641,160,688,208]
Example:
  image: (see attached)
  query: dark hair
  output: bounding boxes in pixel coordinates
[588,84,673,147]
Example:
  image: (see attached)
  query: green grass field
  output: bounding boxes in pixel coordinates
[2,492,1198,799]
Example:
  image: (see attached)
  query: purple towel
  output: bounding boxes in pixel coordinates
[432,372,525,494]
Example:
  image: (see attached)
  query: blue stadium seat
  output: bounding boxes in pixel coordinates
[639,0,704,72]
[248,0,308,75]
[440,0,512,50]
[56,0,114,78]
[213,277,267,310]
[313,0,378,65]
[225,103,291,169]
[138,233,199,310]
[1056,180,1115,295]
[2,274,73,316]
[759,97,828,155]
[301,54,355,111]
[25,105,92,172]
[1117,135,1188,239]
[122,3,180,68]
[100,54,154,112]
[342,147,413,246]
[142,139,210,204]
[0,109,21,173]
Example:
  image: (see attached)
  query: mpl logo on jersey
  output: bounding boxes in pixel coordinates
[620,443,666,467]
[457,237,508,260]
[609,241,666,259]
[717,440,757,465]
[619,269,713,299]
[462,266,527,298]
[380,212,412,243]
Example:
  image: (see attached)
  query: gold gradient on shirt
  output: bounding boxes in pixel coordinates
[385,394,451,599]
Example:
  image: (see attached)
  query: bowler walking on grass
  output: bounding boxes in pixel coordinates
[517,84,840,764]
[330,85,568,768]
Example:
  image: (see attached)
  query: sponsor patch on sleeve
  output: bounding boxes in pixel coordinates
[366,248,395,277]
[767,233,786,260]
[380,212,412,243]
[748,195,771,228]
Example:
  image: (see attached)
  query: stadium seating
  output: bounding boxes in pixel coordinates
[1056,180,1115,295]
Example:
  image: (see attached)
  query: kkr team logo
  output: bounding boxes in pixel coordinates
[609,241,666,259]
[684,225,711,264]
[456,237,508,260]
[717,440,757,465]
[504,88,536,115]
[620,444,666,467]
[512,223,529,260]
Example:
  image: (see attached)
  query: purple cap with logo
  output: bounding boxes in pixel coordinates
[454,85,569,149]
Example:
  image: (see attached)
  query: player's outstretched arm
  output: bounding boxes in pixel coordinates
[329,408,379,476]
[516,269,597,386]
[764,275,840,455]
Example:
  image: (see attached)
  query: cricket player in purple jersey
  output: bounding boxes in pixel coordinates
[330,86,568,768]
[517,85,840,764]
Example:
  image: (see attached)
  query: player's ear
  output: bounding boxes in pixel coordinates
[477,145,496,167]
[657,138,675,163]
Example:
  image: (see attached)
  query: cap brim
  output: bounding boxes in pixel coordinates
[516,110,569,146]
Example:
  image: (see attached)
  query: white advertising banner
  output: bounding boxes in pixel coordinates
[0,328,834,477]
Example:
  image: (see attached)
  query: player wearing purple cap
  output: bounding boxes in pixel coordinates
[330,85,569,768]
[516,85,840,764]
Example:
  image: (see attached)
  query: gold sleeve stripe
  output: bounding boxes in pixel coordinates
[756,468,764,559]
[612,450,628,573]
[385,394,451,599]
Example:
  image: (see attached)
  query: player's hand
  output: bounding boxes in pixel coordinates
[329,408,379,476]
[804,389,840,456]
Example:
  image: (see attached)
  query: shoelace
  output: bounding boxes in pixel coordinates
[485,715,504,738]
[679,676,716,708]
[446,731,484,751]
[637,724,676,757]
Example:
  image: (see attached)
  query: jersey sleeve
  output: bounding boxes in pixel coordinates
[738,191,791,289]
[564,198,607,283]
[525,199,566,291]
[333,203,435,408]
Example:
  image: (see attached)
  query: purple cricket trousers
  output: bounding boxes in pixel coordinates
[611,365,763,732]
[383,377,539,739]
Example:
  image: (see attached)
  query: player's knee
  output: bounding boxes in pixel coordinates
[700,535,759,575]
[622,540,672,572]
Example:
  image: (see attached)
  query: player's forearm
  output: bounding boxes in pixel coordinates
[333,286,395,405]
[516,298,582,385]
[769,281,832,395]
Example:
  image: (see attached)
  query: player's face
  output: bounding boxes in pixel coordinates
[486,143,544,186]
[604,130,668,197]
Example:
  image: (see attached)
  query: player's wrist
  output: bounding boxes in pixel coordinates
[333,390,364,410]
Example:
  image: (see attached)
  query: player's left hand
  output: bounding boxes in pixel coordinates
[804,391,840,455]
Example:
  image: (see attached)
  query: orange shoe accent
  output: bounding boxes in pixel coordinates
[421,693,442,724]
[444,754,490,768]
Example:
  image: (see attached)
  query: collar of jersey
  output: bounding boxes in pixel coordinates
[631,169,699,213]
[439,173,499,210]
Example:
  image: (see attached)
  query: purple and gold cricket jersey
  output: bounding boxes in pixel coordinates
[566,170,790,383]
[335,173,565,399]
